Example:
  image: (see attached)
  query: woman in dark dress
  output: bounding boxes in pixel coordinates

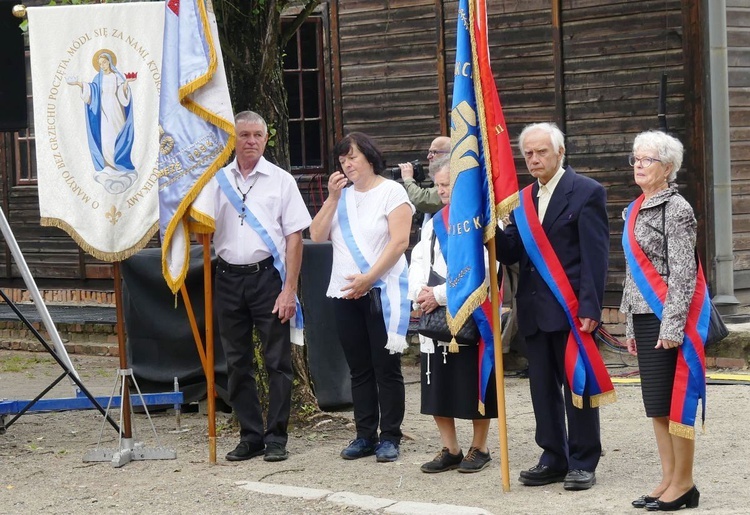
[407,162,496,474]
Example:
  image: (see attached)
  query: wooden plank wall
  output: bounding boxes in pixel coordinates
[0,134,111,283]
[559,0,687,295]
[442,0,557,189]
[727,0,750,287]
[336,0,444,166]
[439,0,688,299]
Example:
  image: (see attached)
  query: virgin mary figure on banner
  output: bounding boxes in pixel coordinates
[67,49,138,194]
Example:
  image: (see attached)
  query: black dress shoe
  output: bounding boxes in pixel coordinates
[225,441,265,461]
[563,469,596,491]
[632,495,659,508]
[646,486,699,511]
[518,464,567,486]
[263,442,289,462]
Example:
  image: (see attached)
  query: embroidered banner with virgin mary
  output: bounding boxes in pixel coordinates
[27,3,165,261]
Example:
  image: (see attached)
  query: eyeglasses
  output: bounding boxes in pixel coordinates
[628,155,663,168]
[427,149,449,157]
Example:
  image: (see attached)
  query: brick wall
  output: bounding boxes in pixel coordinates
[0,288,116,306]
[601,307,626,337]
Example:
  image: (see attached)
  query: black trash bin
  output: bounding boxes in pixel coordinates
[300,240,352,409]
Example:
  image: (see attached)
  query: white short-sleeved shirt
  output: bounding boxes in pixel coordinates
[326,180,413,298]
[212,157,311,264]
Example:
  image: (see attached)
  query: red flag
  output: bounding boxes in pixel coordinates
[471,0,518,219]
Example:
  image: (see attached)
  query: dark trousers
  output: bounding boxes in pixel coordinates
[526,329,601,472]
[215,265,292,447]
[332,296,404,445]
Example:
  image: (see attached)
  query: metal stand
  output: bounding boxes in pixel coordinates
[0,207,78,382]
[0,205,117,434]
[0,288,120,435]
[81,262,176,467]
[83,367,176,467]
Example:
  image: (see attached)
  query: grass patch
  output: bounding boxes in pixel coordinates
[0,355,53,373]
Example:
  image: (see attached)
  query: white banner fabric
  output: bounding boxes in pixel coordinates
[28,3,165,261]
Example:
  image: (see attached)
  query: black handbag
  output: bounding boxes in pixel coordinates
[417,233,480,345]
[660,202,729,347]
[705,300,729,346]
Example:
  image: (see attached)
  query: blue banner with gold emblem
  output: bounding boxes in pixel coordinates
[445,0,496,340]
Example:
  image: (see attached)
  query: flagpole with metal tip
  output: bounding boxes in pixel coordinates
[11,4,26,18]
[487,239,511,492]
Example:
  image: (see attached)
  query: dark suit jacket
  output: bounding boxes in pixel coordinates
[496,166,609,337]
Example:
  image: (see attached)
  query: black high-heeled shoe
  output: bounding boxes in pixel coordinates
[645,486,700,511]
[632,495,659,508]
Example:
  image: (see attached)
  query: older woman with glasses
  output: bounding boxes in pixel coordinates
[620,131,704,511]
[408,161,496,474]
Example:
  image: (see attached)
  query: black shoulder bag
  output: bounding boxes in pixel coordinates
[416,232,480,345]
[661,203,728,346]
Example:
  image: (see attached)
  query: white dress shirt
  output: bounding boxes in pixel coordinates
[537,166,566,223]
[211,157,311,264]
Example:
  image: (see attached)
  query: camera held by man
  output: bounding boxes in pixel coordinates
[386,159,426,182]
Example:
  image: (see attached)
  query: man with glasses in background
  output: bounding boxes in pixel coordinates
[397,136,450,215]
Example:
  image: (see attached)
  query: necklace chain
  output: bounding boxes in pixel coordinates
[355,190,369,208]
[235,173,260,225]
[235,173,260,201]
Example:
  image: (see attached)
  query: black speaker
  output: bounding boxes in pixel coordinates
[0,0,28,131]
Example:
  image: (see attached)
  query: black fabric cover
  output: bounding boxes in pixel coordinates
[0,0,27,131]
[300,240,352,409]
[121,246,228,404]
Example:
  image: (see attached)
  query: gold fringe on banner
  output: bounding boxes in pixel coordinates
[41,217,158,263]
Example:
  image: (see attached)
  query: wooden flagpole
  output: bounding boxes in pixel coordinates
[179,284,207,368]
[201,234,217,464]
[177,235,216,463]
[487,238,511,492]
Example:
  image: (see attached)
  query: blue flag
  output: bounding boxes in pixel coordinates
[158,0,235,293]
[446,0,495,337]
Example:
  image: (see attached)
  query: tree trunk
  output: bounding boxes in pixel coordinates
[214,0,290,170]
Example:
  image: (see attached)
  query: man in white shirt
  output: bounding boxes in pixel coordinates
[212,111,311,463]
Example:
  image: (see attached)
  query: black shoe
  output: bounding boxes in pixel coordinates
[563,469,596,491]
[633,495,659,508]
[225,441,265,462]
[518,464,567,486]
[420,447,464,473]
[458,447,492,473]
[646,486,699,511]
[263,442,289,462]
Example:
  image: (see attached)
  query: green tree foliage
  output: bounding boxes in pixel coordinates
[214,0,321,170]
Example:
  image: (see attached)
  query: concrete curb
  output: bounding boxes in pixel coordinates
[235,481,492,514]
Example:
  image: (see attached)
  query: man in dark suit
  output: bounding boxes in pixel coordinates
[495,122,609,491]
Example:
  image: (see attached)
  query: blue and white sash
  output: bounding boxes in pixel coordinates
[337,188,410,354]
[216,170,304,345]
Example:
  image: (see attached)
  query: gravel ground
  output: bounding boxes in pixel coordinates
[1,349,749,514]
